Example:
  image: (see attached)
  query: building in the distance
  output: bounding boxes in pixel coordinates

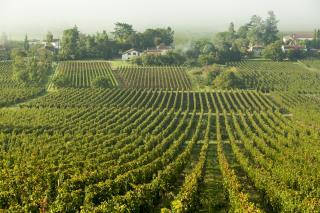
[43,39,60,50]
[281,33,313,53]
[143,44,173,56]
[122,44,173,60]
[247,45,264,57]
[283,33,314,45]
[122,49,141,60]
[281,45,307,53]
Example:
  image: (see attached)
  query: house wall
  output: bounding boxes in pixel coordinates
[122,51,140,60]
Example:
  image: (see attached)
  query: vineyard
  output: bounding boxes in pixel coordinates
[53,61,118,88]
[301,59,320,70]
[118,66,192,89]
[230,61,320,92]
[0,60,320,212]
[22,88,280,112]
[0,61,45,106]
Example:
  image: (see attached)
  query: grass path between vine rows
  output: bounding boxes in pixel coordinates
[199,141,228,213]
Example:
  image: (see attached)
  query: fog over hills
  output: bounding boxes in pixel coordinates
[1,0,319,39]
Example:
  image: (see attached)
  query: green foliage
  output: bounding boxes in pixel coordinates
[60,26,80,60]
[46,31,54,43]
[262,41,285,61]
[52,61,117,88]
[287,49,306,61]
[24,34,29,52]
[198,54,216,66]
[131,52,186,66]
[0,61,45,106]
[112,22,135,43]
[52,75,70,88]
[213,67,243,89]
[59,24,175,61]
[189,64,227,88]
[91,76,113,88]
[11,47,53,86]
[230,60,320,92]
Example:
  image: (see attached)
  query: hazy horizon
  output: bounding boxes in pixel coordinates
[1,0,319,40]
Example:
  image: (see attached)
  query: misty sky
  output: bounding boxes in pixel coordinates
[0,0,319,39]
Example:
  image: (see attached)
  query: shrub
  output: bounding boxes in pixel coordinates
[91,76,113,88]
[213,67,244,89]
[53,75,70,88]
[262,41,285,61]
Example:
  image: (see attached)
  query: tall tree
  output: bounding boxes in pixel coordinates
[112,23,135,43]
[24,34,29,52]
[60,26,80,60]
[264,11,279,45]
[12,47,52,85]
[46,32,54,42]
[312,29,317,48]
[228,22,236,41]
[0,32,8,47]
[317,29,320,48]
[247,15,265,46]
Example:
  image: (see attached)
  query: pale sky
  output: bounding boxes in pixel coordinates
[0,0,319,39]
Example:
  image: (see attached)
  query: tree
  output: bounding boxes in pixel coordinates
[198,54,216,66]
[11,47,52,85]
[228,22,236,41]
[60,26,80,60]
[91,76,113,88]
[237,25,249,39]
[262,41,285,61]
[287,48,306,61]
[131,51,186,66]
[24,34,29,52]
[185,40,213,59]
[52,75,70,88]
[264,11,279,45]
[112,23,135,43]
[127,33,144,50]
[140,28,174,49]
[46,32,54,42]
[247,15,265,45]
[214,32,232,51]
[0,33,8,47]
[95,31,113,59]
[10,48,27,58]
[317,29,320,48]
[213,67,243,89]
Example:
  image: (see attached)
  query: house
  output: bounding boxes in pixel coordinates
[144,44,173,56]
[281,44,307,53]
[292,33,313,41]
[122,49,141,60]
[28,39,42,46]
[281,33,313,53]
[43,39,60,50]
[283,33,314,45]
[247,45,264,57]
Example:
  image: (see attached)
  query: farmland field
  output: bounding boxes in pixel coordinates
[52,61,118,88]
[118,66,192,89]
[0,61,45,106]
[0,60,320,212]
[230,61,320,92]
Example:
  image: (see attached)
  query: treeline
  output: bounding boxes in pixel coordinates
[306,29,320,49]
[131,11,280,66]
[59,23,174,60]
